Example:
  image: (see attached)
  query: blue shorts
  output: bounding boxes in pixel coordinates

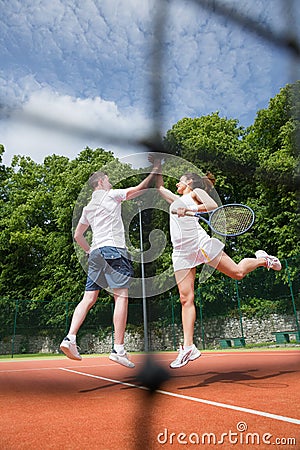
[85,246,134,291]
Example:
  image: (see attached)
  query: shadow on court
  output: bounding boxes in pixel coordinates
[177,369,297,389]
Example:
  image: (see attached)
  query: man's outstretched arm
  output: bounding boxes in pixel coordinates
[125,157,162,200]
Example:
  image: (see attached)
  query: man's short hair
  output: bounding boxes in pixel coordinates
[88,171,107,190]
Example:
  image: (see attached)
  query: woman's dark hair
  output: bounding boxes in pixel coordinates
[184,172,216,193]
[88,171,107,190]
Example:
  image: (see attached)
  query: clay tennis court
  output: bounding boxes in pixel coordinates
[0,349,299,449]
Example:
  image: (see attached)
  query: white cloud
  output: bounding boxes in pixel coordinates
[1,0,299,166]
[0,88,152,166]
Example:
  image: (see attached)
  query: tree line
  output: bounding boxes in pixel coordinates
[0,81,299,334]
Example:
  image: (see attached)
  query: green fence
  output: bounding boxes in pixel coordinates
[0,256,299,357]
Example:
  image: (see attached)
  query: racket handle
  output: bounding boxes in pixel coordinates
[171,209,196,216]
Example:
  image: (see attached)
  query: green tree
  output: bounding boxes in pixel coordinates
[0,146,157,332]
[160,83,300,319]
[1,81,299,337]
[244,82,300,258]
[163,112,250,203]
[0,147,117,330]
[162,83,300,259]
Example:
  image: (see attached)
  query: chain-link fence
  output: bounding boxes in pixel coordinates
[0,255,298,357]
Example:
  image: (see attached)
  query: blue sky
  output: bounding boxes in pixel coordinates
[0,0,299,167]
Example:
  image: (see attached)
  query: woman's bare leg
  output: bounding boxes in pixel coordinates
[175,267,197,346]
[208,251,267,280]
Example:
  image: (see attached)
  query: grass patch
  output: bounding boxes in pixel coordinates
[0,353,63,361]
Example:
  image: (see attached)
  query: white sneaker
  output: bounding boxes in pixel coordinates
[170,344,201,369]
[255,250,282,271]
[109,350,135,368]
[60,337,82,361]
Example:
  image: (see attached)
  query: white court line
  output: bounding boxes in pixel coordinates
[0,367,59,373]
[0,363,111,373]
[0,360,168,374]
[60,367,300,426]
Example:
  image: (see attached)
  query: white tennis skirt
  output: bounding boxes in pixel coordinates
[172,237,224,272]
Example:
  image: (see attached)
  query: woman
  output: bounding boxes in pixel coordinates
[156,170,281,369]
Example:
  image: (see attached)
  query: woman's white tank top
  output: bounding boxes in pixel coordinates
[169,193,209,254]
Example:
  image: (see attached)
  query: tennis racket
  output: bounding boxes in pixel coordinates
[171,203,255,237]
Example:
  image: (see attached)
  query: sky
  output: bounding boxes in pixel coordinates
[0,0,299,168]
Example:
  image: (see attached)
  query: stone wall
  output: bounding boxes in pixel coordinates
[192,313,300,348]
[0,312,299,355]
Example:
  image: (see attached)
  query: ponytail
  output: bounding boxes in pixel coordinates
[184,172,216,193]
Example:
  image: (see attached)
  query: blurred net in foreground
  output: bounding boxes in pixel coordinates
[1,3,299,449]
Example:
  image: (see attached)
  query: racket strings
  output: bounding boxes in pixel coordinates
[210,206,253,235]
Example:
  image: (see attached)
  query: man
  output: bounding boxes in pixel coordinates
[60,159,160,368]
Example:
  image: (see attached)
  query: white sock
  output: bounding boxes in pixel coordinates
[183,345,193,351]
[67,334,76,344]
[114,344,125,355]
